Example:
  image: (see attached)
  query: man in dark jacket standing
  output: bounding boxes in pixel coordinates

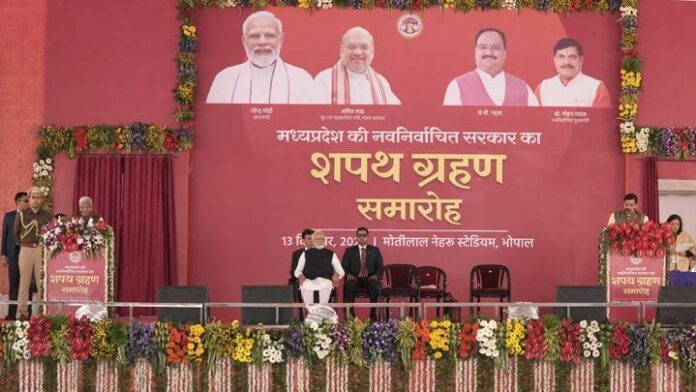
[1,192,28,320]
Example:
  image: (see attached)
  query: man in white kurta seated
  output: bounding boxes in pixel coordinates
[294,230,345,305]
[206,11,312,104]
[304,26,401,105]
[443,28,538,106]
[535,38,611,107]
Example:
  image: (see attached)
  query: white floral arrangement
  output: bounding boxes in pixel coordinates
[636,127,650,153]
[620,6,637,18]
[13,320,30,361]
[307,321,332,360]
[579,320,601,359]
[503,0,517,10]
[262,333,285,364]
[316,0,332,9]
[620,121,636,135]
[32,158,53,182]
[476,319,499,358]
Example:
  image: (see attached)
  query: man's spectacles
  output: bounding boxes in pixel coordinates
[356,234,368,238]
[476,44,503,52]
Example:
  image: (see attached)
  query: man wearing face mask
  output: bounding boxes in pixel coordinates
[206,11,313,104]
[535,38,611,107]
[443,28,538,106]
[294,230,345,305]
[305,26,401,105]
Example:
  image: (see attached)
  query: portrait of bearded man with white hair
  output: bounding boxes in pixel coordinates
[206,11,313,104]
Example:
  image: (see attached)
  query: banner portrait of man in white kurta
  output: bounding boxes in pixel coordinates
[206,11,313,104]
[304,26,401,105]
[534,38,611,108]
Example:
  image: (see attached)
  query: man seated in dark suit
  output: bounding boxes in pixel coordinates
[1,192,28,320]
[342,227,384,320]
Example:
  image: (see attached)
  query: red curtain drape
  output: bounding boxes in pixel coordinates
[121,156,177,307]
[644,157,659,222]
[74,155,177,311]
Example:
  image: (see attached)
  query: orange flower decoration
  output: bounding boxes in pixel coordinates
[165,325,189,364]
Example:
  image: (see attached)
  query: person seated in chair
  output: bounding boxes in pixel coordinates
[342,227,383,320]
[294,230,344,305]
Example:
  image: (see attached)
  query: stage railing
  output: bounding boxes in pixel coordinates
[1,299,205,323]
[205,302,422,326]
[421,301,644,321]
[11,299,696,325]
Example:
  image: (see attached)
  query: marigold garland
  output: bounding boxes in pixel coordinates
[458,321,479,359]
[165,324,189,364]
[186,324,205,362]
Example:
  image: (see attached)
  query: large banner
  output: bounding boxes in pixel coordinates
[191,8,623,308]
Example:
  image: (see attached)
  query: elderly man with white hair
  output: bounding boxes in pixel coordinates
[78,196,101,226]
[206,11,313,104]
[294,230,345,305]
[305,26,401,105]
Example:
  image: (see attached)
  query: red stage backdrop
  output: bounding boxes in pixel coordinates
[190,8,623,313]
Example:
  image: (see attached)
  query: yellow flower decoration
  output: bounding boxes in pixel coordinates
[186,324,206,361]
[182,25,197,37]
[504,320,526,356]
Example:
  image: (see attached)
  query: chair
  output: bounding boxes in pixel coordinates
[380,264,420,318]
[288,278,337,320]
[470,264,511,319]
[342,282,381,320]
[417,266,448,317]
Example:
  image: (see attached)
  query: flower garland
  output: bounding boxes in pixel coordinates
[476,319,499,359]
[186,324,205,362]
[361,319,398,364]
[8,317,696,390]
[458,321,478,359]
[67,315,93,361]
[410,319,429,362]
[41,216,112,259]
[166,324,189,364]
[504,319,526,357]
[578,320,601,360]
[328,321,351,365]
[306,321,332,363]
[13,321,30,362]
[126,322,156,365]
[602,221,673,258]
[609,323,630,360]
[262,332,285,364]
[598,221,672,285]
[524,319,546,361]
[28,316,53,359]
[428,319,455,360]
[559,319,581,364]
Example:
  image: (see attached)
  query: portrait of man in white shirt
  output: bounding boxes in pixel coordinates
[206,11,313,104]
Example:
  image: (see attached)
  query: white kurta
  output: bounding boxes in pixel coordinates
[536,73,609,107]
[443,69,539,106]
[206,59,313,104]
[304,68,401,105]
